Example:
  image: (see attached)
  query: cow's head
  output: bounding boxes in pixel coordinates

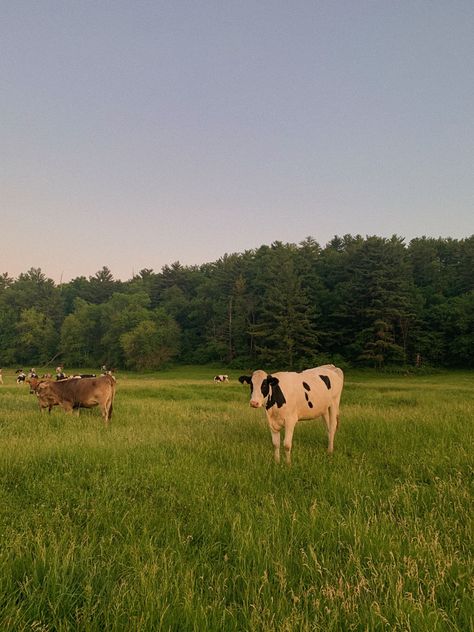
[26,376,43,394]
[239,370,286,409]
[36,382,60,407]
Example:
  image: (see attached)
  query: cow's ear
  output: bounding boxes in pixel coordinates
[238,375,251,384]
[267,375,280,386]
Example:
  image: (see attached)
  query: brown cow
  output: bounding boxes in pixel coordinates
[35,375,116,423]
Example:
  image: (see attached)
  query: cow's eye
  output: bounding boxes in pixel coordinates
[261,380,269,397]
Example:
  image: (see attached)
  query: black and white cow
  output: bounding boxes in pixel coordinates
[71,374,97,379]
[16,369,26,384]
[213,374,229,383]
[239,365,344,464]
[56,366,67,380]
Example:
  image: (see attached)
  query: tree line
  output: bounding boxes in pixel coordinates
[1,235,473,370]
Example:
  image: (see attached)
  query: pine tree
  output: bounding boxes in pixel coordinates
[339,236,418,366]
[251,244,319,369]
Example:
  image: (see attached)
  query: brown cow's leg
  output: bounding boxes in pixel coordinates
[61,402,74,415]
[101,406,109,424]
[101,396,113,424]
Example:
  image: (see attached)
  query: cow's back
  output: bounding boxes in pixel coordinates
[302,366,344,403]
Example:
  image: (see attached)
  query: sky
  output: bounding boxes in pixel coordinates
[1,1,473,283]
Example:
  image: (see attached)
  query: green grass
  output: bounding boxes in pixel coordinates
[0,368,472,631]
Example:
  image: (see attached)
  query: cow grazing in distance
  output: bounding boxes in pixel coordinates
[71,374,97,379]
[16,369,26,384]
[239,365,344,464]
[56,366,67,380]
[35,374,116,423]
[213,374,229,383]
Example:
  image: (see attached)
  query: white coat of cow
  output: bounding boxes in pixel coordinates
[239,365,344,464]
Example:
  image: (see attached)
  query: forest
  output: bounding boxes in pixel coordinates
[1,234,473,370]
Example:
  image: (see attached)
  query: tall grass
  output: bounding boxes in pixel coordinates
[0,368,472,631]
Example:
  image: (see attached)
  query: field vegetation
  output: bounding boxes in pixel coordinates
[0,367,472,631]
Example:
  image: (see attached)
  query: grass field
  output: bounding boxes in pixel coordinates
[0,367,472,631]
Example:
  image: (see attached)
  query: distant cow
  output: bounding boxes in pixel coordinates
[35,374,116,423]
[71,374,97,379]
[56,366,67,380]
[101,365,115,376]
[239,365,344,464]
[213,374,229,383]
[16,369,26,384]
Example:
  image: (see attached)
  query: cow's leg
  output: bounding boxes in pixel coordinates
[101,404,111,425]
[271,430,281,463]
[101,405,108,424]
[61,402,74,415]
[327,406,338,454]
[106,395,113,423]
[101,395,113,424]
[283,421,296,465]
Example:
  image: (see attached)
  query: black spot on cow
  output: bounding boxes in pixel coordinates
[305,392,309,402]
[239,373,286,409]
[302,381,311,391]
[319,375,331,389]
[308,401,314,408]
[265,375,286,410]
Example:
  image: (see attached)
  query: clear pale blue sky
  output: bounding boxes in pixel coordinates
[2,1,473,282]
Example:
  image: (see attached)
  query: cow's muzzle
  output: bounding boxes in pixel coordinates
[250,400,261,408]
